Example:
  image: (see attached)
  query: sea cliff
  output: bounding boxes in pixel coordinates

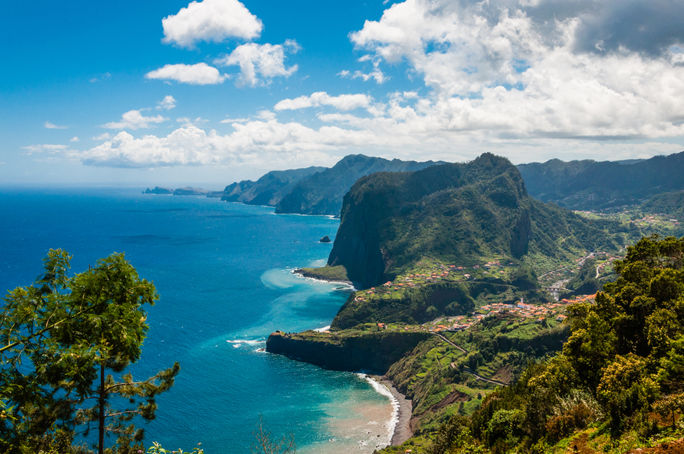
[266,329,431,374]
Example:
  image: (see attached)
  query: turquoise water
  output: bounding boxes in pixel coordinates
[0,188,392,453]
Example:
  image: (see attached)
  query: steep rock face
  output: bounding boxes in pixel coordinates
[221,166,325,206]
[265,330,431,374]
[328,153,621,289]
[275,154,443,216]
[517,151,684,210]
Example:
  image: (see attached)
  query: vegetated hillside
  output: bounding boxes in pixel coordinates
[275,154,443,216]
[328,153,628,289]
[385,235,684,454]
[385,315,568,443]
[221,166,325,206]
[640,189,684,220]
[517,151,684,210]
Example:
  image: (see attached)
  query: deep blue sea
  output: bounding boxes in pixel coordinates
[0,188,394,453]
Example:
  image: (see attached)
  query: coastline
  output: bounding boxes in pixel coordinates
[363,375,413,447]
[291,268,355,289]
[288,266,411,450]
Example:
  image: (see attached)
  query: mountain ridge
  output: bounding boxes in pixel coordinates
[518,151,684,210]
[327,153,625,290]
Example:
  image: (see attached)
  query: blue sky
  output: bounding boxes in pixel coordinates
[2,0,684,187]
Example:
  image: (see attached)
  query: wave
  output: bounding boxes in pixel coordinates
[226,339,264,345]
[226,339,266,349]
[289,269,356,291]
[357,374,399,448]
[313,325,330,332]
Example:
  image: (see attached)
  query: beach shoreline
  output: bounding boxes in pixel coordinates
[291,268,355,289]
[367,375,413,447]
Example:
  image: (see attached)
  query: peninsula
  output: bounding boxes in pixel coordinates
[267,154,684,452]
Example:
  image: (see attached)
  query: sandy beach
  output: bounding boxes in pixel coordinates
[371,376,413,446]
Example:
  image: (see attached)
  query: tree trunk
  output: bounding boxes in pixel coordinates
[98,362,105,454]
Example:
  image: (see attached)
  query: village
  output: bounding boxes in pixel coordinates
[352,258,603,334]
[352,258,516,306]
[423,293,597,333]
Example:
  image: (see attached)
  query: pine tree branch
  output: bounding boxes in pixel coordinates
[0,307,90,353]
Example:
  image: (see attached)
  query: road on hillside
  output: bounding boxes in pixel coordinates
[435,333,509,387]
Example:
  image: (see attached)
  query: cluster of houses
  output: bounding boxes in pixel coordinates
[635,214,679,226]
[427,294,597,333]
[352,261,514,304]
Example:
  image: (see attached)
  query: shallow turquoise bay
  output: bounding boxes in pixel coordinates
[0,188,392,453]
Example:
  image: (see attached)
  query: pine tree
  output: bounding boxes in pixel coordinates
[0,249,179,453]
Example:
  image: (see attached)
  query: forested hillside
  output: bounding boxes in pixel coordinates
[518,152,684,211]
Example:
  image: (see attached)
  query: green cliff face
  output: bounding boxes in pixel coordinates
[266,328,432,374]
[327,153,623,290]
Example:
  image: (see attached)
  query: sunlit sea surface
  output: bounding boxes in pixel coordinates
[0,187,393,453]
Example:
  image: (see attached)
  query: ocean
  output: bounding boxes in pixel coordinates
[0,187,394,453]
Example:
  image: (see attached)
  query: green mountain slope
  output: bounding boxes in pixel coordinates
[221,166,325,206]
[275,154,443,216]
[328,153,627,290]
[517,151,684,210]
[640,189,684,220]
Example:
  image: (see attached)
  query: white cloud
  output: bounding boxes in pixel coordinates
[162,0,262,48]
[82,123,344,168]
[70,136,80,143]
[44,121,67,130]
[346,0,684,141]
[215,41,298,86]
[157,95,177,111]
[338,55,387,83]
[146,63,226,85]
[176,116,208,127]
[103,110,167,130]
[275,92,372,111]
[79,114,684,170]
[92,132,112,141]
[65,0,684,171]
[22,144,69,154]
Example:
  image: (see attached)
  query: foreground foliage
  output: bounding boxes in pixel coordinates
[389,235,683,453]
[0,250,179,453]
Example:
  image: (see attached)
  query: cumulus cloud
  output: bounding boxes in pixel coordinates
[145,63,225,85]
[338,55,387,83]
[162,0,262,48]
[215,40,299,86]
[92,133,112,141]
[157,95,177,110]
[44,121,67,129]
[347,0,684,140]
[70,136,80,143]
[274,92,372,111]
[79,115,684,169]
[103,110,167,130]
[81,123,348,168]
[70,0,684,171]
[568,0,684,56]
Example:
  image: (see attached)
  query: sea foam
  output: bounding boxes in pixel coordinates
[357,374,399,448]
